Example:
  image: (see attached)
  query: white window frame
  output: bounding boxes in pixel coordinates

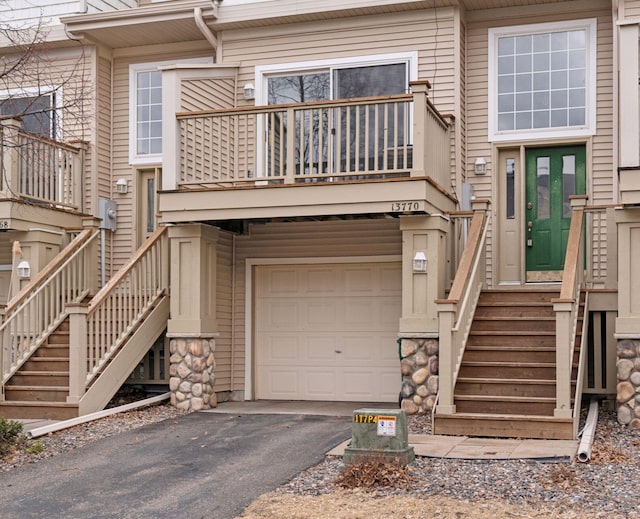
[254,52,418,178]
[488,19,597,142]
[129,57,213,165]
[0,85,62,140]
[255,52,418,104]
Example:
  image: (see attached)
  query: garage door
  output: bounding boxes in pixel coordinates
[255,262,401,402]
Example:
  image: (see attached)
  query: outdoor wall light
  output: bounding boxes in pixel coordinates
[474,157,487,175]
[17,260,31,279]
[244,83,255,100]
[412,251,427,273]
[115,178,128,194]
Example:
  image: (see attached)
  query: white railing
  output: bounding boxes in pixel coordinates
[553,196,587,419]
[435,201,490,415]
[175,85,450,188]
[0,119,83,209]
[0,227,100,385]
[67,226,169,401]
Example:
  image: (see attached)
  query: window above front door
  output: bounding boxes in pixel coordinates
[488,19,596,142]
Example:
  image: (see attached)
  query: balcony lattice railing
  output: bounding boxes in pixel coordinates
[0,119,82,210]
[174,83,451,190]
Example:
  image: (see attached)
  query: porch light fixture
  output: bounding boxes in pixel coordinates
[412,252,427,273]
[474,157,487,175]
[244,83,255,100]
[17,260,31,279]
[115,178,128,194]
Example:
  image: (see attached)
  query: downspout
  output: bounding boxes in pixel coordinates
[194,7,218,53]
[612,0,620,204]
[577,398,599,463]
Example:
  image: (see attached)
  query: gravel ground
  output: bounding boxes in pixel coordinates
[242,407,640,519]
[1,402,639,518]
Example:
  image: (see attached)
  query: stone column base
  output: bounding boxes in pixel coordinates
[169,337,216,412]
[616,339,640,429]
[399,337,439,414]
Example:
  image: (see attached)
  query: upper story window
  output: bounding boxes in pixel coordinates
[488,19,596,142]
[129,57,212,165]
[0,88,59,139]
[259,53,416,104]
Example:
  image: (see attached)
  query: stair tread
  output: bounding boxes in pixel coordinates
[0,401,77,407]
[5,385,69,390]
[474,316,555,320]
[454,394,556,402]
[469,331,556,336]
[15,370,69,375]
[435,411,572,421]
[462,361,556,367]
[456,377,556,384]
[466,345,556,351]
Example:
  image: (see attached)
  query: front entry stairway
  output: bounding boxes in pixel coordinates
[433,289,584,440]
[0,226,170,420]
[434,199,589,440]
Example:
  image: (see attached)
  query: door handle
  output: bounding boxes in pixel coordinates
[527,221,533,247]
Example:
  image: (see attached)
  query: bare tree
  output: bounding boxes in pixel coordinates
[0,2,91,204]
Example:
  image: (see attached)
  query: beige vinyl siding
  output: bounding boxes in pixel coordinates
[226,217,402,393]
[220,8,457,115]
[109,46,215,269]
[181,78,236,112]
[465,7,614,286]
[623,1,640,19]
[214,230,234,393]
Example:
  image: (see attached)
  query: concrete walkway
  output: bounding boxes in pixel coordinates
[208,401,578,461]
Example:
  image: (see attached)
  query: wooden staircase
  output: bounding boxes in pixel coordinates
[0,318,79,420]
[433,289,584,440]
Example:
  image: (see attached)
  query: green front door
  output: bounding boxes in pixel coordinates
[525,146,586,280]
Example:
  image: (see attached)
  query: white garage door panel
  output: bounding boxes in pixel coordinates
[255,263,401,402]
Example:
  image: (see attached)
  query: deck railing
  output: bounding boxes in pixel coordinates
[0,119,83,210]
[67,226,169,401]
[174,83,450,189]
[553,195,587,420]
[0,226,100,386]
[435,200,490,415]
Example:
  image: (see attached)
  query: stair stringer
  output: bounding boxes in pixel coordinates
[78,296,169,415]
[571,291,589,438]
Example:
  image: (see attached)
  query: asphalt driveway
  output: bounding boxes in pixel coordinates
[0,412,352,519]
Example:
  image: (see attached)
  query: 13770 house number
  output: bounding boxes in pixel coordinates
[391,201,421,212]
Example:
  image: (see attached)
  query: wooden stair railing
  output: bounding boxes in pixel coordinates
[0,224,100,392]
[67,226,170,413]
[435,199,490,415]
[553,195,588,433]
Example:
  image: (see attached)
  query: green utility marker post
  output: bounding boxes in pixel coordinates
[343,408,415,465]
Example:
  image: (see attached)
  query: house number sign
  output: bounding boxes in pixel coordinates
[390,201,423,212]
[0,220,9,230]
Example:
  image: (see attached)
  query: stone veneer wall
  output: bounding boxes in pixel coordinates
[169,338,217,411]
[617,339,640,429]
[399,338,439,414]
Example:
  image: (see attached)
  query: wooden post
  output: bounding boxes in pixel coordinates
[82,217,100,296]
[553,300,573,418]
[284,106,296,184]
[435,301,457,414]
[1,119,21,197]
[67,303,89,404]
[409,80,431,177]
[0,304,5,401]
